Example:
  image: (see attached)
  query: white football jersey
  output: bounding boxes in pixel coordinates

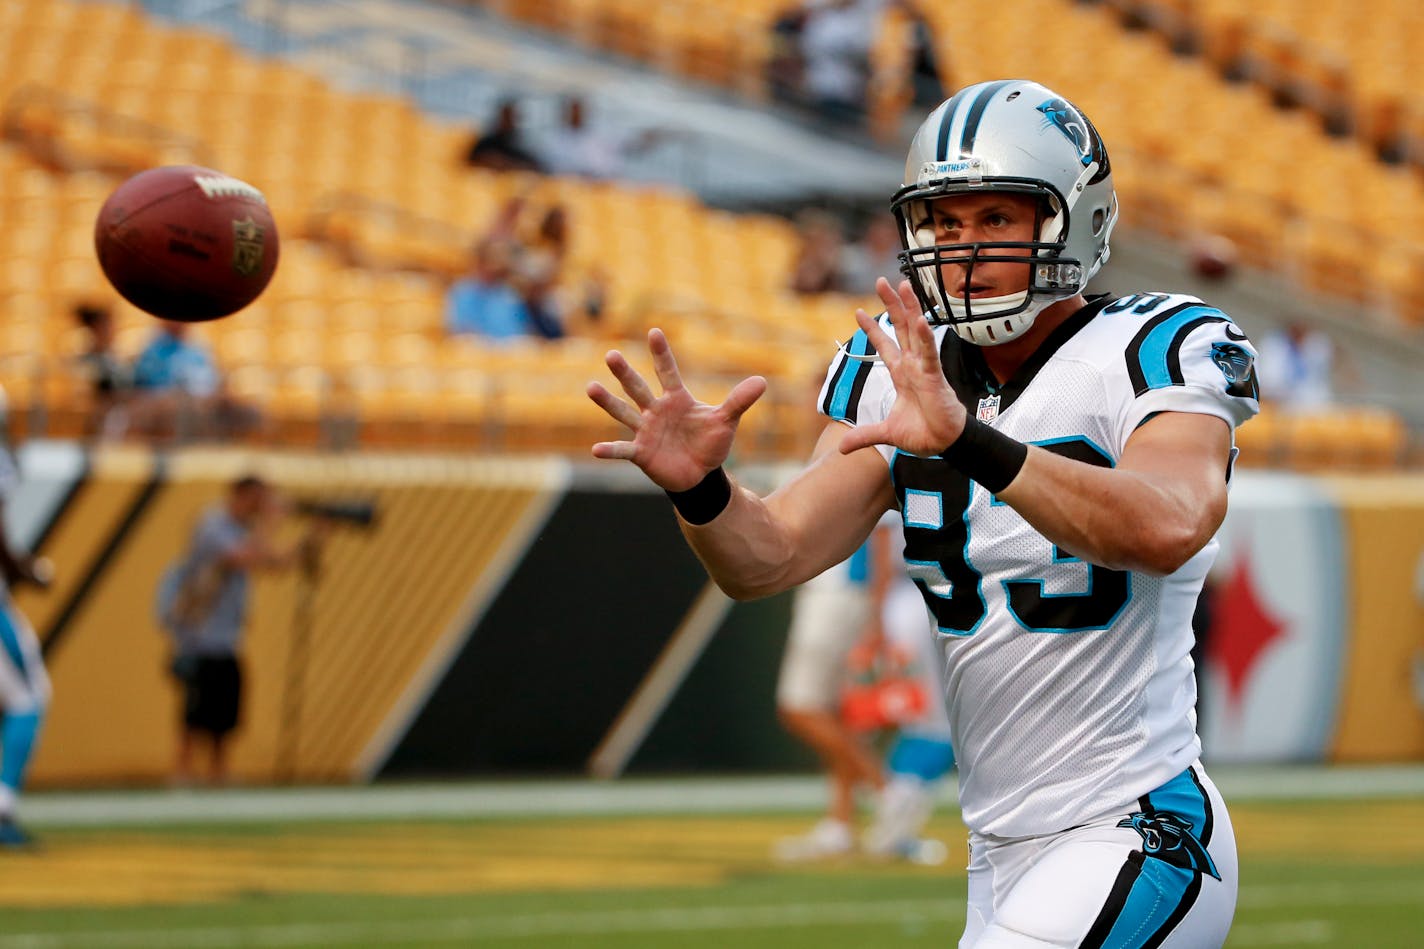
[818,292,1260,837]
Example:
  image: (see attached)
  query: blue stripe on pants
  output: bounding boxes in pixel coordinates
[0,605,28,680]
[1093,859,1199,949]
[1,709,42,792]
[1080,767,1215,949]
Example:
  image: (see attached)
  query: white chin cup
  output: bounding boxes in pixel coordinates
[946,291,1056,347]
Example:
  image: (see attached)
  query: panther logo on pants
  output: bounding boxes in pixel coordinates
[1117,811,1221,880]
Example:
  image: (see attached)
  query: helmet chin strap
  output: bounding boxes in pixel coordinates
[945,291,1058,347]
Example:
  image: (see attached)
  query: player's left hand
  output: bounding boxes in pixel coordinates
[839,278,967,457]
[587,328,767,492]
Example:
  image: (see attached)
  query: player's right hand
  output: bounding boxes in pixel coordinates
[839,278,968,458]
[587,328,767,492]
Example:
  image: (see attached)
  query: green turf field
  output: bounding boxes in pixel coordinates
[0,795,1421,948]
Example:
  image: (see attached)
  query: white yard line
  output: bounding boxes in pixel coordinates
[22,763,1424,828]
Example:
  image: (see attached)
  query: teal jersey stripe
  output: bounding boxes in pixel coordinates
[1132,305,1227,391]
[828,330,871,421]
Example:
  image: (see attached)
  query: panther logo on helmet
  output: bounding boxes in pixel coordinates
[1036,98,1092,164]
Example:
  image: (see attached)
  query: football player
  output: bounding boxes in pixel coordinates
[775,510,955,864]
[0,390,52,849]
[588,78,1255,947]
[857,550,956,866]
[772,527,887,862]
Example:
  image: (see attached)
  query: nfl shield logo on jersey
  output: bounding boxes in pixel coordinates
[976,395,1001,423]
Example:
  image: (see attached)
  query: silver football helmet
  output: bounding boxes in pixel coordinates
[892,79,1118,346]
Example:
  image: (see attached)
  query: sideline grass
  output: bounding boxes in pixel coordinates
[0,799,1420,948]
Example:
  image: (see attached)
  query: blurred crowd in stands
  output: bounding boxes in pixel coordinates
[74,304,260,443]
[463,94,670,179]
[768,0,943,130]
[442,192,608,344]
[790,210,902,296]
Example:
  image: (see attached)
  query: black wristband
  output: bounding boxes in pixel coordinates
[941,417,1028,493]
[666,467,733,525]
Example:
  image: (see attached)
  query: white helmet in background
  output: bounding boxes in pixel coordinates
[892,79,1118,346]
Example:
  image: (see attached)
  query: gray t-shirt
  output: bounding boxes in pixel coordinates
[166,506,250,657]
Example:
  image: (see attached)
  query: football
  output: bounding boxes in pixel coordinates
[94,165,279,322]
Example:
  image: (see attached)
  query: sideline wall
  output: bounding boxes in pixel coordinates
[7,444,1421,787]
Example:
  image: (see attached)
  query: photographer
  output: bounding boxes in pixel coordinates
[157,474,330,786]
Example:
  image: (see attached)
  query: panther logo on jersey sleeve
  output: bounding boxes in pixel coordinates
[1210,341,1258,398]
[1108,292,1261,441]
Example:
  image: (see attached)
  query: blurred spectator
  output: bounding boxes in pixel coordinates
[540,96,670,181]
[767,6,812,103]
[790,209,848,294]
[770,0,881,125]
[448,198,608,342]
[897,0,945,108]
[133,320,221,399]
[128,321,259,442]
[463,98,545,173]
[1256,321,1336,410]
[72,301,132,439]
[444,237,535,341]
[802,0,878,123]
[156,475,328,786]
[518,204,612,340]
[838,215,904,294]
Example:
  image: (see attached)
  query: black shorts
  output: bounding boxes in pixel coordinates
[182,655,243,736]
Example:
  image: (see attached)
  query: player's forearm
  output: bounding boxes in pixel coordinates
[677,480,803,600]
[998,447,1223,576]
[679,467,893,600]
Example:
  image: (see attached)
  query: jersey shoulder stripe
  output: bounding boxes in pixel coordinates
[821,327,878,423]
[1125,302,1233,396]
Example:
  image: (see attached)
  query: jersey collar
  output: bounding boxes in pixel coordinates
[940,293,1115,415]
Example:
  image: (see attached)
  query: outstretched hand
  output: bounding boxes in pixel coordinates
[587,328,767,492]
[838,278,967,458]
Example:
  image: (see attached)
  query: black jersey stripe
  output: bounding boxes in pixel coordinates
[820,349,853,418]
[1078,850,1146,949]
[1187,765,1215,847]
[959,79,1016,156]
[841,361,874,424]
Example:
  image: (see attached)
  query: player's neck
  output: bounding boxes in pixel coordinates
[978,295,1087,384]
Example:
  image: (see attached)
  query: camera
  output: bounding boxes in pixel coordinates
[293,498,379,529]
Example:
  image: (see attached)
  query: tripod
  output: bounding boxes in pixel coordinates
[274,544,321,784]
